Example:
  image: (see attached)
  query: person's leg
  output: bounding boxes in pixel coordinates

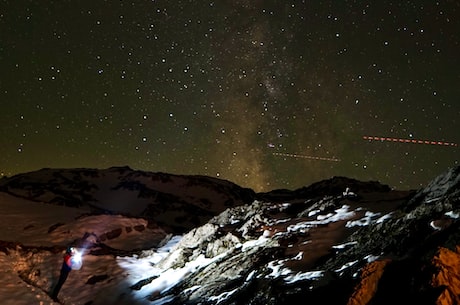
[51,269,69,300]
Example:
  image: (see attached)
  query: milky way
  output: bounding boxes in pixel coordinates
[1,1,458,191]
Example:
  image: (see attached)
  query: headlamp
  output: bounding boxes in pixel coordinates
[70,248,83,270]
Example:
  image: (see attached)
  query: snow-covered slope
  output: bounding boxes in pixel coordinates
[0,166,459,304]
[0,166,255,233]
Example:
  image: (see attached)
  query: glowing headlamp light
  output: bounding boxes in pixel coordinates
[70,248,83,270]
[73,250,82,263]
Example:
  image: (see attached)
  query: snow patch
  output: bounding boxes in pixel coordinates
[285,270,325,284]
[333,241,358,249]
[266,259,325,284]
[346,211,381,227]
[117,235,182,284]
[241,235,270,252]
[208,288,239,304]
[430,221,442,230]
[376,212,393,223]
[446,211,459,219]
[287,205,356,233]
[117,235,231,303]
[365,254,380,263]
[343,187,357,197]
[335,260,358,273]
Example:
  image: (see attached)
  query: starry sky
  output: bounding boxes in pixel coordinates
[1,0,459,192]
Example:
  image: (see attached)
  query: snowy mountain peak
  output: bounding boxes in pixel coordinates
[0,167,255,233]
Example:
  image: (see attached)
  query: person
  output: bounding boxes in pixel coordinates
[51,246,77,301]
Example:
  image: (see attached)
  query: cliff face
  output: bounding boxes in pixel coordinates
[0,166,458,305]
[431,246,460,305]
[346,246,460,305]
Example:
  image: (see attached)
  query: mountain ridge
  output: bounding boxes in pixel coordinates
[0,165,458,304]
[0,166,403,234]
[0,166,256,233]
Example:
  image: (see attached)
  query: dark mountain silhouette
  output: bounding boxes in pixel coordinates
[0,166,255,233]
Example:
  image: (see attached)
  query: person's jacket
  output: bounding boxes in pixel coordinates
[62,253,73,272]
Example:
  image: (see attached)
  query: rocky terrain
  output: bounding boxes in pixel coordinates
[0,165,458,304]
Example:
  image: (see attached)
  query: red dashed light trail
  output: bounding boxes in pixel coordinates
[272,152,341,162]
[363,136,458,147]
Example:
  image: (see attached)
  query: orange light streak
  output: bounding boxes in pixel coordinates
[363,136,458,147]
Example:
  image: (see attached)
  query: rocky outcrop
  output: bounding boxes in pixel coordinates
[119,166,459,305]
[431,246,460,305]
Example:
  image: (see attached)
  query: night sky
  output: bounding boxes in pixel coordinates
[1,1,459,192]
